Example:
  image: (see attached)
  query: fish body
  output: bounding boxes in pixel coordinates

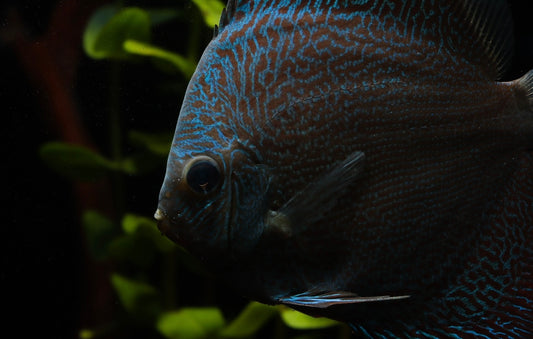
[156,0,533,336]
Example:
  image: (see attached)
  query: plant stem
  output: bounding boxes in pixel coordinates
[162,250,178,309]
[273,315,287,339]
[339,323,353,339]
[109,61,125,217]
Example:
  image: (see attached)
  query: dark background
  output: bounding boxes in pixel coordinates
[2,0,205,337]
[2,0,532,338]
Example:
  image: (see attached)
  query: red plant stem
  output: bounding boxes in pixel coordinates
[4,0,116,334]
[13,36,92,146]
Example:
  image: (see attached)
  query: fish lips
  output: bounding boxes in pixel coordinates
[154,203,207,251]
[154,207,182,245]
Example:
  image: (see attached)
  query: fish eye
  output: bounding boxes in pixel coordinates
[184,156,221,194]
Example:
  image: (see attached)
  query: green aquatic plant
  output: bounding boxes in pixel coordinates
[39,1,350,338]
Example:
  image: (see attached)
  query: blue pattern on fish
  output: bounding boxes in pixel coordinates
[155,0,533,337]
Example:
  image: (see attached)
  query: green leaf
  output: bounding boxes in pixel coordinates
[83,4,120,58]
[122,213,175,252]
[123,40,196,78]
[107,234,156,267]
[157,308,225,339]
[191,0,225,28]
[116,155,142,175]
[279,307,340,330]
[120,131,172,175]
[147,8,180,26]
[79,329,94,339]
[118,213,210,275]
[129,130,173,157]
[219,302,278,338]
[84,5,151,60]
[82,210,117,260]
[111,274,160,319]
[118,152,166,176]
[122,213,153,234]
[39,142,117,180]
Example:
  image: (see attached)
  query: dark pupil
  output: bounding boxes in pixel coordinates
[187,161,220,193]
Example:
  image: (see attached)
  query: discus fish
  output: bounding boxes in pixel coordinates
[155,0,533,336]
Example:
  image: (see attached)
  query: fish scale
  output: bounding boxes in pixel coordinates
[156,0,533,336]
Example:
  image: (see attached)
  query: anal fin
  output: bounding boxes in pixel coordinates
[278,290,410,309]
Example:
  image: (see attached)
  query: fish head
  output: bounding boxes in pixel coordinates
[155,146,272,260]
[154,78,272,260]
[155,150,224,250]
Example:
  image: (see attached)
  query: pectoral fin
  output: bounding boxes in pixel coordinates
[278,290,410,309]
[265,151,365,237]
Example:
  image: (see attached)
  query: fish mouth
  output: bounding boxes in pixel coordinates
[154,208,165,221]
[154,208,179,243]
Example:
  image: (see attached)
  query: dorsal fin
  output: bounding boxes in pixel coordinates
[360,0,515,80]
[453,0,514,79]
[213,0,239,38]
[211,0,514,78]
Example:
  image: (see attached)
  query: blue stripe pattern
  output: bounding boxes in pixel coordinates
[156,0,533,337]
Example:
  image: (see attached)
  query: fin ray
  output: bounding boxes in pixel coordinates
[516,69,533,109]
[456,0,515,79]
[214,0,239,37]
[265,151,365,237]
[279,290,410,309]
